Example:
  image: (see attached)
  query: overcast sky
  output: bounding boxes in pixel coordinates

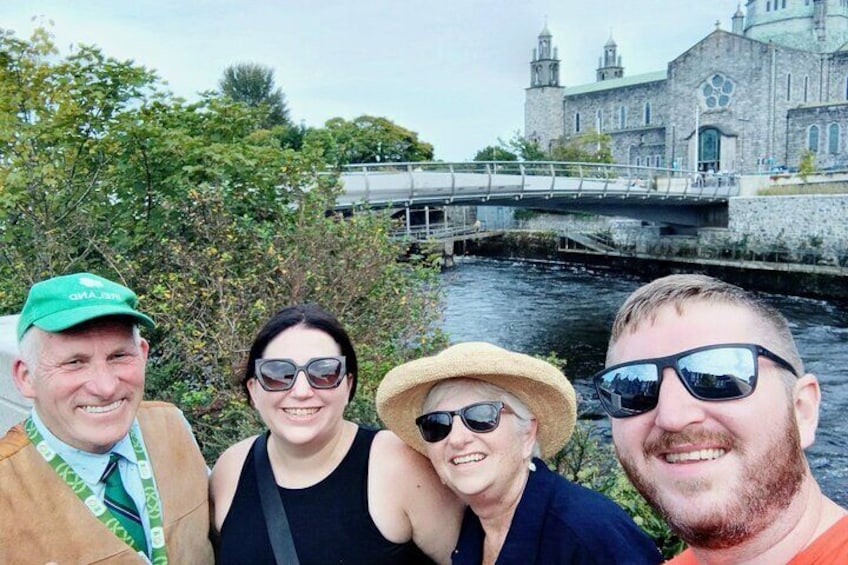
[4,0,742,161]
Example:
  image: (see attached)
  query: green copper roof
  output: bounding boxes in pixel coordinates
[564,70,667,96]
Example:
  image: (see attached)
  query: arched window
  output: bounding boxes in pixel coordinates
[828,123,840,154]
[845,77,848,100]
[635,156,641,166]
[804,76,809,102]
[574,112,581,133]
[644,102,652,125]
[808,125,820,152]
[619,105,627,129]
[596,109,603,132]
[786,74,792,101]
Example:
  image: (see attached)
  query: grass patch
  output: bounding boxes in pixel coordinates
[759,182,848,196]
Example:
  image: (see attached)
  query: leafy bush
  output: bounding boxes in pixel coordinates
[0,27,446,462]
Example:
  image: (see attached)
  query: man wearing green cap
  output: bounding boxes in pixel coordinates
[0,273,214,564]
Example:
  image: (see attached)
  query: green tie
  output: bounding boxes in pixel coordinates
[101,453,149,556]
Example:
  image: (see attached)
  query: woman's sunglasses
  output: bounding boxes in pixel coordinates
[415,401,513,443]
[592,343,798,418]
[254,356,347,392]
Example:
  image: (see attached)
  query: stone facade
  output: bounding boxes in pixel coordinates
[526,2,848,174]
[728,194,848,257]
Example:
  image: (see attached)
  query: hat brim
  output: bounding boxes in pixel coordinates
[30,304,155,335]
[376,342,576,458]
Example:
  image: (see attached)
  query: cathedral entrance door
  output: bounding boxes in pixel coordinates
[698,127,720,172]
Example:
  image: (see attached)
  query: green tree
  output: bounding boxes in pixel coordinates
[303,115,434,167]
[472,145,517,161]
[0,28,445,460]
[550,130,614,163]
[798,149,816,182]
[0,26,160,296]
[499,131,548,161]
[219,62,291,129]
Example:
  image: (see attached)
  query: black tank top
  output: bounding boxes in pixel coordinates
[217,427,434,564]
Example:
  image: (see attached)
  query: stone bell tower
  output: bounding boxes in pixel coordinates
[525,23,565,154]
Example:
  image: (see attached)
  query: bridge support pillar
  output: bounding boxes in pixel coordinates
[442,241,455,268]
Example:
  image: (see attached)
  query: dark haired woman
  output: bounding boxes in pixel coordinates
[211,304,462,564]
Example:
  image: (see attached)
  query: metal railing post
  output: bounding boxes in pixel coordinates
[520,163,526,194]
[549,163,556,198]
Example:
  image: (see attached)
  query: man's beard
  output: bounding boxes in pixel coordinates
[616,411,807,550]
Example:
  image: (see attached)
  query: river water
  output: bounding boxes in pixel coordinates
[440,256,847,507]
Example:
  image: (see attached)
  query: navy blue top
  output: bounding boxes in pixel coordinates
[217,427,433,564]
[451,458,663,565]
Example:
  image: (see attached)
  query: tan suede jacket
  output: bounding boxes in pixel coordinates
[0,401,214,564]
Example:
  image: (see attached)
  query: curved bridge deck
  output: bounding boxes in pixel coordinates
[336,161,737,227]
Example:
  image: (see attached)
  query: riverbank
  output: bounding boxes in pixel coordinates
[461,231,848,302]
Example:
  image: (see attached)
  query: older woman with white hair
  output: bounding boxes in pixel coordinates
[377,342,662,565]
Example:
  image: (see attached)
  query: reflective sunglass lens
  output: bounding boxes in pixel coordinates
[678,347,755,400]
[417,413,452,443]
[306,358,344,388]
[463,404,500,432]
[595,364,660,418]
[258,360,298,390]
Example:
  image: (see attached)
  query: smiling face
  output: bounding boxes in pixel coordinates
[608,301,808,549]
[422,385,536,508]
[13,319,148,454]
[247,325,352,449]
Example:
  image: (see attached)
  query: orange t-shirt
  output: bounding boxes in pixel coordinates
[789,514,848,564]
[666,515,848,564]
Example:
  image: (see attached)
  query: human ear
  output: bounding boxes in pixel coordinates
[11,357,37,400]
[246,378,260,408]
[522,418,539,459]
[793,373,821,449]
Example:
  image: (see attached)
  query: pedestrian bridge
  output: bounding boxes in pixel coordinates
[335,161,738,227]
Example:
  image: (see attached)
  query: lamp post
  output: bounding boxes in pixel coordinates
[737,117,751,174]
[694,102,700,172]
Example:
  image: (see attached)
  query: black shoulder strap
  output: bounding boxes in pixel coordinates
[253,432,300,565]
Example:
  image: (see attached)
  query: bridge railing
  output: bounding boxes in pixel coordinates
[337,161,737,206]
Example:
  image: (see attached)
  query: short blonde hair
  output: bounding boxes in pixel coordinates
[609,274,803,378]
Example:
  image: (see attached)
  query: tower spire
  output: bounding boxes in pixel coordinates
[597,33,624,82]
[530,23,560,88]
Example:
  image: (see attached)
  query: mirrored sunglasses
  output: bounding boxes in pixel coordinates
[415,401,513,443]
[254,356,347,392]
[593,343,798,418]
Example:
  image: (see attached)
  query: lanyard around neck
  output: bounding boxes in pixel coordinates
[24,417,169,564]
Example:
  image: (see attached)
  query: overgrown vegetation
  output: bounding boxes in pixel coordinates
[0,27,444,460]
[759,182,848,195]
[798,149,816,182]
[0,27,681,556]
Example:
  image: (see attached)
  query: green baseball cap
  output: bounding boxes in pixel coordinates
[17,272,155,341]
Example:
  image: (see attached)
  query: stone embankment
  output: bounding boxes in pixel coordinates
[465,193,848,301]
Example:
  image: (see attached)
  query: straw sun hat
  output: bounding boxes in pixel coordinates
[376,342,577,458]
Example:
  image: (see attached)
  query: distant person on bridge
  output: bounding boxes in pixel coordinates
[594,274,848,563]
[211,303,462,564]
[377,342,663,564]
[0,272,213,564]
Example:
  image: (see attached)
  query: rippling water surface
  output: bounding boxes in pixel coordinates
[440,257,848,506]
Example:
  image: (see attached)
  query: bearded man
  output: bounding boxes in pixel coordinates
[593,274,847,563]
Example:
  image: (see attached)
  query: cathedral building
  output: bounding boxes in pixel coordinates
[525,1,848,174]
